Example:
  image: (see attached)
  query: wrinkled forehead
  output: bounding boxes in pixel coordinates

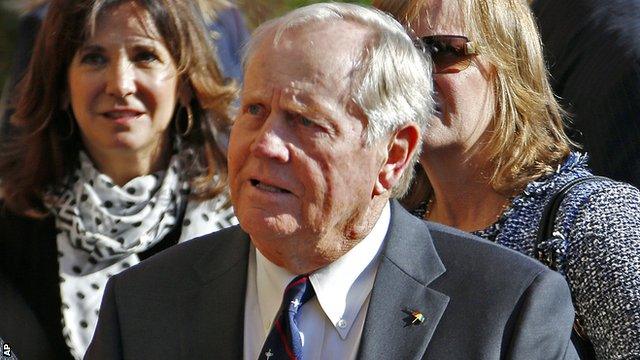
[246,21,371,91]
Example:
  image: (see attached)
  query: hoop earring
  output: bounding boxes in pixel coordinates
[61,108,76,140]
[176,105,193,137]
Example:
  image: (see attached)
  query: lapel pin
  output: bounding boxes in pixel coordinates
[264,349,274,359]
[411,311,425,324]
[402,308,426,327]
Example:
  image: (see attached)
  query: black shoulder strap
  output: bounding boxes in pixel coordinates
[535,174,608,360]
[535,175,608,254]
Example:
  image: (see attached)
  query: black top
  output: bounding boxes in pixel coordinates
[0,207,181,360]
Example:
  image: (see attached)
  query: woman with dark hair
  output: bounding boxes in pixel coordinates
[1,0,249,139]
[0,0,237,358]
[374,0,640,358]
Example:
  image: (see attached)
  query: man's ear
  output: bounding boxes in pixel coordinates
[374,123,421,195]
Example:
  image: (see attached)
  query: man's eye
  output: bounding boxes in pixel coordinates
[299,116,314,127]
[288,114,315,128]
[247,104,263,115]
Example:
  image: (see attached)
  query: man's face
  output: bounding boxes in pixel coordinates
[228,22,387,273]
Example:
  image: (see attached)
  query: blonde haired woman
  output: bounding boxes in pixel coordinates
[374,0,640,358]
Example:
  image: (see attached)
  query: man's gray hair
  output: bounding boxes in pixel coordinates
[243,2,435,198]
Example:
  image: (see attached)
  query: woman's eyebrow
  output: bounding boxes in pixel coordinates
[77,44,104,53]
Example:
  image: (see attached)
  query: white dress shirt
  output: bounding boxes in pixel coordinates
[244,202,391,360]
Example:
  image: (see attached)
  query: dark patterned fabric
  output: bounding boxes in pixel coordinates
[413,152,640,359]
[259,275,315,360]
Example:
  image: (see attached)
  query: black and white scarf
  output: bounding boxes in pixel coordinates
[46,151,236,359]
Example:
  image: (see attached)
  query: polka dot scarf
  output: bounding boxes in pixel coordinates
[46,151,236,359]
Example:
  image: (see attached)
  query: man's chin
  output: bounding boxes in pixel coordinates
[252,238,331,274]
[238,212,300,239]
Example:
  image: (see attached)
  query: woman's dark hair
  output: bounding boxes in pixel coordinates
[0,0,236,216]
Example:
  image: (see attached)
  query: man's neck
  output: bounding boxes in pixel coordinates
[255,200,390,324]
[255,197,390,275]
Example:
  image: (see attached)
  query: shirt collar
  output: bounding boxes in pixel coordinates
[256,201,390,339]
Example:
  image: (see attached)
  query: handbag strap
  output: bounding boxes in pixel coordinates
[535,175,608,251]
[535,174,608,360]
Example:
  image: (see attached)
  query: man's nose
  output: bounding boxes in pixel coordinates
[105,58,136,99]
[249,116,291,163]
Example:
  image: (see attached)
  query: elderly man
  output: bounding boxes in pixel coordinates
[86,3,578,359]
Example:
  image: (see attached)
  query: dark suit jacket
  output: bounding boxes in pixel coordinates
[531,0,640,189]
[86,201,578,359]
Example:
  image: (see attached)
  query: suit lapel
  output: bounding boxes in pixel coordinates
[176,227,251,359]
[358,201,449,360]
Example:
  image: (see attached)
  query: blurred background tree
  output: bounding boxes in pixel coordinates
[0,0,371,91]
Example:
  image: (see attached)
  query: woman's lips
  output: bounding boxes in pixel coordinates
[102,110,143,125]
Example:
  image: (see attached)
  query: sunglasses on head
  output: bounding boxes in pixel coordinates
[416,35,478,74]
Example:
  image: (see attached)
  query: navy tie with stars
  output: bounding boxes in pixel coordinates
[259,275,316,360]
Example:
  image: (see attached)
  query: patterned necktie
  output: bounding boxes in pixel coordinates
[258,275,316,360]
